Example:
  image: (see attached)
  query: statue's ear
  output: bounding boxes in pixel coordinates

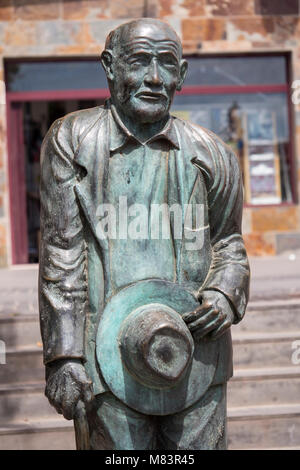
[100,50,114,81]
[176,59,188,91]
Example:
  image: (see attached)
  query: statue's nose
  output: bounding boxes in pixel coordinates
[144,60,163,86]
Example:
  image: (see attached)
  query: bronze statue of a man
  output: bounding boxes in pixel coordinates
[39,18,250,450]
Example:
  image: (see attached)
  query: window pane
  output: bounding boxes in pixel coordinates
[6,60,108,92]
[172,92,292,205]
[184,56,287,86]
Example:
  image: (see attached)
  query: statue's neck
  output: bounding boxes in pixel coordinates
[112,104,169,143]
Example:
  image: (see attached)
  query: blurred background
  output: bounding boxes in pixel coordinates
[0,0,300,450]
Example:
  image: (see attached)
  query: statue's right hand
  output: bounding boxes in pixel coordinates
[45,359,94,420]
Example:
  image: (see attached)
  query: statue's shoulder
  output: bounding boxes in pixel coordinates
[172,116,240,186]
[42,106,107,162]
[173,116,233,157]
[45,105,106,144]
[56,105,106,139]
[173,116,239,179]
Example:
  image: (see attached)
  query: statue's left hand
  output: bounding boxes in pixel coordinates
[182,290,234,341]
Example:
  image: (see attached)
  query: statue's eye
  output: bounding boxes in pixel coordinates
[160,55,177,68]
[129,54,151,66]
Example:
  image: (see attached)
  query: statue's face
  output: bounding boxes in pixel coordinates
[106,22,187,124]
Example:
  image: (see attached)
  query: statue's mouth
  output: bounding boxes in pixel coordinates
[136,92,166,101]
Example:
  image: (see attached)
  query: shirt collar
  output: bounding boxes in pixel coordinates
[109,102,180,152]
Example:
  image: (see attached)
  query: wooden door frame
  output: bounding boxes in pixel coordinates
[6,89,110,264]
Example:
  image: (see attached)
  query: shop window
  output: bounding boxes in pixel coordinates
[172,54,294,206]
[6,59,107,92]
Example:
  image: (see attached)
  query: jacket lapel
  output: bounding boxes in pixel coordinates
[74,107,110,253]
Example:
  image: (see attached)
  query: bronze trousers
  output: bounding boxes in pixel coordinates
[84,384,227,450]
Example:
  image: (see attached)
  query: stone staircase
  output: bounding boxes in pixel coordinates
[0,311,75,450]
[1,294,300,449]
[228,298,300,450]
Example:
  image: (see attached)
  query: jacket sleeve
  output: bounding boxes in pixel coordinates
[39,117,87,364]
[194,135,250,323]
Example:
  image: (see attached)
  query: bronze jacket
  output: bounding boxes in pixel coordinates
[39,103,250,396]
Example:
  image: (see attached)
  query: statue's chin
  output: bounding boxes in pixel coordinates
[133,103,169,124]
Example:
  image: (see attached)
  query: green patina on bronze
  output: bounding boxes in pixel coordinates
[39,18,250,450]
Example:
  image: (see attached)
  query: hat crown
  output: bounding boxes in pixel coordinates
[119,304,194,389]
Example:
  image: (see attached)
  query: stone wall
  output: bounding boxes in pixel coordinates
[1,0,300,264]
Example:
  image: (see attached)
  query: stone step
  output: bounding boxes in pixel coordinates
[233,299,300,334]
[227,404,300,450]
[232,331,300,368]
[0,314,41,349]
[1,298,300,346]
[2,331,300,384]
[0,383,57,424]
[0,404,299,450]
[0,346,44,384]
[2,365,299,425]
[0,418,75,450]
[228,366,300,408]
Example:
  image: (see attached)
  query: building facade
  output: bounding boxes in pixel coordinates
[1,0,300,265]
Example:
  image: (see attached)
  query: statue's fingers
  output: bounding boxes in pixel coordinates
[193,314,225,341]
[187,308,220,332]
[182,304,213,323]
[210,319,232,341]
[50,383,65,415]
[45,376,59,404]
[61,396,77,420]
[82,382,94,403]
[60,381,79,420]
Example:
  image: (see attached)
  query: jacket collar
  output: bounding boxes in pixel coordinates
[109,101,180,152]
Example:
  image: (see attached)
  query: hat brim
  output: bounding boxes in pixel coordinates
[96,279,218,415]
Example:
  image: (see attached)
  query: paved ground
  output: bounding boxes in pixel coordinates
[0,251,299,314]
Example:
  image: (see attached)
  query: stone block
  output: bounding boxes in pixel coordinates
[276,232,300,254]
[0,386,57,423]
[0,0,14,21]
[0,349,44,384]
[0,423,75,451]
[89,19,130,45]
[228,377,300,408]
[182,18,226,42]
[255,0,299,16]
[227,17,274,43]
[200,39,252,52]
[165,17,181,38]
[206,0,255,16]
[252,206,299,233]
[14,0,60,20]
[158,0,205,18]
[179,0,205,16]
[62,0,109,20]
[35,21,81,46]
[4,21,36,47]
[55,44,101,55]
[272,17,299,43]
[158,0,173,17]
[243,232,276,256]
[109,0,147,18]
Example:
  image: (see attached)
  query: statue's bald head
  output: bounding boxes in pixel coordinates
[104,18,182,59]
[100,18,188,126]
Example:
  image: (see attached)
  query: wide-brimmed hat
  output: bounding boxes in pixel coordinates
[96,279,218,415]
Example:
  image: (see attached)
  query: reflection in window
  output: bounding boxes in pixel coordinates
[172,88,292,205]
